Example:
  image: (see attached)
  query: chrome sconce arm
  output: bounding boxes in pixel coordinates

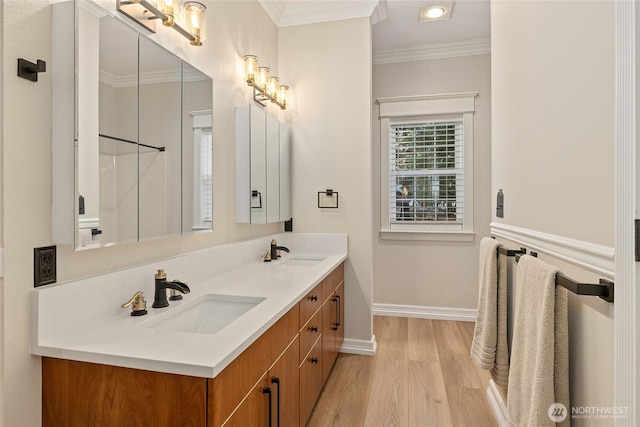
[117,0,206,46]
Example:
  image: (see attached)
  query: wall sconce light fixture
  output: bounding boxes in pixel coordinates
[242,55,289,110]
[184,2,206,46]
[117,0,206,46]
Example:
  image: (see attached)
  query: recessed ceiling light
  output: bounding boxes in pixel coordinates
[426,7,446,19]
[419,2,454,22]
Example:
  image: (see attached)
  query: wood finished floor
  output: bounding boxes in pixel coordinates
[307,316,498,427]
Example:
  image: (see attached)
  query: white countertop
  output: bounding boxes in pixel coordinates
[33,250,347,378]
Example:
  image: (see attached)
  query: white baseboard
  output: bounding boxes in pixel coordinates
[486,379,508,427]
[339,336,378,356]
[490,222,614,279]
[372,303,477,322]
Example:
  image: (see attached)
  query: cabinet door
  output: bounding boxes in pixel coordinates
[335,281,345,351]
[269,338,300,427]
[300,338,323,425]
[322,297,336,383]
[266,114,280,223]
[223,373,271,427]
[279,123,291,221]
[250,104,267,224]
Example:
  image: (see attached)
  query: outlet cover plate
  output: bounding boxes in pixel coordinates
[34,245,57,287]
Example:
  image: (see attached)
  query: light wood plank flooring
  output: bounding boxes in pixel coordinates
[307,316,498,427]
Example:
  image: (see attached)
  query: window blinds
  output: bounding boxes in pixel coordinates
[200,129,213,225]
[389,120,464,225]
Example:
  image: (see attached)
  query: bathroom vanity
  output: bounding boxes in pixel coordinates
[33,234,347,426]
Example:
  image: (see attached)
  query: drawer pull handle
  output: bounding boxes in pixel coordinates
[311,357,319,364]
[310,295,318,302]
[333,295,341,330]
[310,326,318,333]
[263,386,273,427]
[271,377,281,427]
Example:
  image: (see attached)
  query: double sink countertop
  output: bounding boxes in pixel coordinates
[32,249,347,378]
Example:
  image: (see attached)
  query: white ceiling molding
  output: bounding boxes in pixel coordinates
[373,38,491,65]
[259,0,382,27]
[370,0,388,25]
[258,0,286,26]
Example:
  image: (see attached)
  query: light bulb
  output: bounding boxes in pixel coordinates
[242,55,258,85]
[184,2,206,45]
[257,66,270,91]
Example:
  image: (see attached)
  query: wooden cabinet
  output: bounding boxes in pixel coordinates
[299,282,322,327]
[210,305,299,426]
[42,358,206,427]
[42,262,345,427]
[223,372,271,427]
[299,336,324,425]
[322,268,345,383]
[268,337,300,426]
[224,338,299,427]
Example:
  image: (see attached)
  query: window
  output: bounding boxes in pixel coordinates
[191,111,212,230]
[195,127,212,227]
[378,93,477,240]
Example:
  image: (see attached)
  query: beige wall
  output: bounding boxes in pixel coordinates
[278,18,374,342]
[1,1,281,425]
[372,54,492,310]
[491,1,614,247]
[491,1,615,424]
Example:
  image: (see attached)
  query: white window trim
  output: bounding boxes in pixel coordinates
[378,92,477,241]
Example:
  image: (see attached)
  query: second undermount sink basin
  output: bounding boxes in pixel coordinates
[141,294,265,335]
[281,256,326,267]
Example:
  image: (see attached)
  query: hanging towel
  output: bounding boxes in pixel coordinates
[507,255,569,427]
[471,237,510,387]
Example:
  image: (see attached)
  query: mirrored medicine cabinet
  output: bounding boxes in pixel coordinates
[236,103,291,225]
[52,0,213,250]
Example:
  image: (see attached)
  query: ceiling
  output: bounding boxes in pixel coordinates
[372,0,491,52]
[259,0,491,63]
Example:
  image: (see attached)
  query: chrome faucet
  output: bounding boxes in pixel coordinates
[152,269,190,308]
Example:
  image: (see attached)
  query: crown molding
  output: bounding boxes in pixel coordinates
[258,0,286,26]
[99,69,182,88]
[371,0,388,25]
[373,38,491,65]
[278,0,380,27]
[259,0,384,27]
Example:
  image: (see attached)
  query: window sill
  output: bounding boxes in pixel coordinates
[379,229,475,242]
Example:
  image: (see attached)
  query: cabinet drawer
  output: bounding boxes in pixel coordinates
[299,282,322,328]
[299,338,323,426]
[322,262,344,302]
[299,310,322,364]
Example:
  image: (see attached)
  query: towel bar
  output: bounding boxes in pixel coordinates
[497,246,526,257]
[513,253,614,303]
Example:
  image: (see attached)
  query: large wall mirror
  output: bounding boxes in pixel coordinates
[52,1,213,250]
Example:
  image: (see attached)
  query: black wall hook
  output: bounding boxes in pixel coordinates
[17,58,46,82]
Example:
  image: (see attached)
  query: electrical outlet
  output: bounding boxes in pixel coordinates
[34,245,56,287]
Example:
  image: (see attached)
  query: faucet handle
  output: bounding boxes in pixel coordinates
[121,291,148,316]
[262,249,272,262]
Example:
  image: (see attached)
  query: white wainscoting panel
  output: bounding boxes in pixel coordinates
[490,222,614,279]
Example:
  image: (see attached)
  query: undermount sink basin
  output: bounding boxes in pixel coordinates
[281,256,326,267]
[141,294,265,335]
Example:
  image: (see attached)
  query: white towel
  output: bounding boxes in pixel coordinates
[471,237,509,387]
[507,255,570,427]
